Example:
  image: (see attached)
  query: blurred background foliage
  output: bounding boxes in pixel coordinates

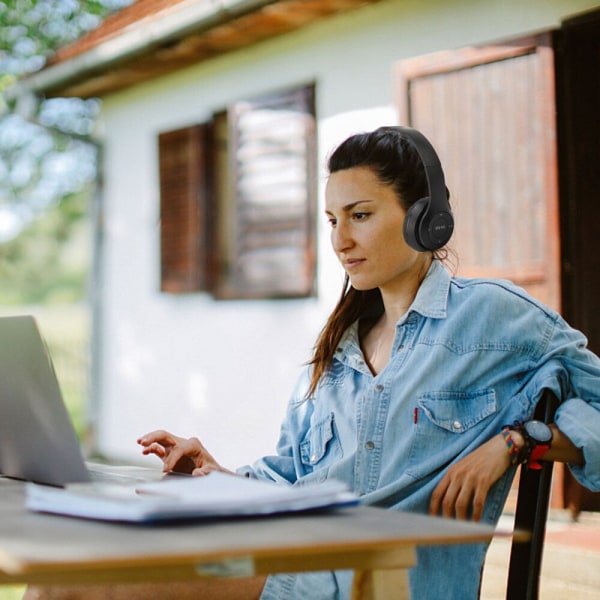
[1,0,134,423]
[0,0,133,304]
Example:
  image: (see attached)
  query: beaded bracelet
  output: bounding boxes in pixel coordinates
[502,427,520,465]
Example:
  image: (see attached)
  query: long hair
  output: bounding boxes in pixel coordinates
[307,126,449,397]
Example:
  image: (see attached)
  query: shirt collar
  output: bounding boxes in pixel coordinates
[409,259,450,320]
[338,260,451,356]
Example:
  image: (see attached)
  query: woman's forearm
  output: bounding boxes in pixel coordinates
[508,424,584,466]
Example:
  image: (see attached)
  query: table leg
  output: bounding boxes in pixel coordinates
[350,545,415,600]
[351,568,410,600]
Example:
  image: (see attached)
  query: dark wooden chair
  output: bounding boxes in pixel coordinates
[506,389,559,600]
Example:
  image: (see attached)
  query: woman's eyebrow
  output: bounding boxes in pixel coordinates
[325,199,374,216]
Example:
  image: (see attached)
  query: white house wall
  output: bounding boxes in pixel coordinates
[94,0,599,469]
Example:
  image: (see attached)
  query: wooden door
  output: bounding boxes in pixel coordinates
[395,34,560,311]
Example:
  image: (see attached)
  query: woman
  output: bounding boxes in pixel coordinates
[25,127,600,599]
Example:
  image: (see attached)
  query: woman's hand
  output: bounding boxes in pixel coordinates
[137,430,233,476]
[429,434,511,522]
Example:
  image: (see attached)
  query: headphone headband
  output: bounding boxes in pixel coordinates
[398,126,454,251]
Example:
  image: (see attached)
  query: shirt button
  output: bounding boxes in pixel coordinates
[453,420,462,430]
[365,441,375,450]
[375,384,384,392]
[310,453,318,463]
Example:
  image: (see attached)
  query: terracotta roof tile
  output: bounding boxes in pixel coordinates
[50,0,197,64]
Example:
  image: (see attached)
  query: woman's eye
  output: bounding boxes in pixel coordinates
[327,217,337,227]
[353,212,370,221]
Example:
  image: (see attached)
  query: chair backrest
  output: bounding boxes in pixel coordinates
[506,389,559,600]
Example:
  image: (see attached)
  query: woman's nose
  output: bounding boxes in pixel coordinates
[331,222,354,253]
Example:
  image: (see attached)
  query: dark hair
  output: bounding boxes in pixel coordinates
[327,126,429,211]
[307,126,449,397]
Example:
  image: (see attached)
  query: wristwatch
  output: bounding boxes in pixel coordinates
[509,420,553,470]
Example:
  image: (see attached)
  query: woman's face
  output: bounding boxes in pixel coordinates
[325,166,430,294]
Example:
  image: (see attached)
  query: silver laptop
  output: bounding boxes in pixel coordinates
[0,314,165,487]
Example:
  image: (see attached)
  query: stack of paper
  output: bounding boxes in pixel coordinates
[26,472,358,522]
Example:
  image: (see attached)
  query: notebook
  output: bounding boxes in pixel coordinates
[0,314,165,487]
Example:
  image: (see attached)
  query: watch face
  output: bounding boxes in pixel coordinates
[524,420,553,444]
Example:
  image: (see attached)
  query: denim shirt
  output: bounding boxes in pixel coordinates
[240,261,600,600]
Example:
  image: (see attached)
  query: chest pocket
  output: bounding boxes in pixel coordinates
[299,412,343,474]
[419,389,497,433]
[406,389,497,480]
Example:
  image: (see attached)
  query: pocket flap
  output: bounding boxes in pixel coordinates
[418,389,496,433]
[300,412,336,465]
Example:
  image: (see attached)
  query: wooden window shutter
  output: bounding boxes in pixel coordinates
[158,124,211,293]
[215,85,317,299]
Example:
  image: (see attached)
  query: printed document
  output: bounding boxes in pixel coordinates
[26,471,357,522]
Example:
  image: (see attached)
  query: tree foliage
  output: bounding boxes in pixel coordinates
[1,0,119,76]
[0,0,132,304]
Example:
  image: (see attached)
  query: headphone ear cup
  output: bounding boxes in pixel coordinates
[403,197,429,252]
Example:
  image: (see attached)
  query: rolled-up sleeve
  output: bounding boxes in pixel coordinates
[545,317,600,491]
[555,398,600,491]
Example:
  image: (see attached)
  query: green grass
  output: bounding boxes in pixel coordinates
[0,587,26,599]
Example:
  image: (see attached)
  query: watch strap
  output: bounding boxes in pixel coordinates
[528,444,551,470]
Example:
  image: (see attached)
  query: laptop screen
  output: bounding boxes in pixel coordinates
[0,315,90,486]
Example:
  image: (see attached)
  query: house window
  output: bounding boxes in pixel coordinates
[158,84,317,299]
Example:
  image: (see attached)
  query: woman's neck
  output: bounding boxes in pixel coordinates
[379,256,431,322]
[360,257,432,375]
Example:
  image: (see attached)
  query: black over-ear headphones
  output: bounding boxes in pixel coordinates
[399,126,454,252]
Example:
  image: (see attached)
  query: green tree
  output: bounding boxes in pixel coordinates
[0,0,132,304]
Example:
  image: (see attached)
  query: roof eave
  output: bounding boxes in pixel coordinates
[5,0,383,101]
[4,0,279,101]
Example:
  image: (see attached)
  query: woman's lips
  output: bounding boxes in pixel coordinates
[342,258,366,271]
